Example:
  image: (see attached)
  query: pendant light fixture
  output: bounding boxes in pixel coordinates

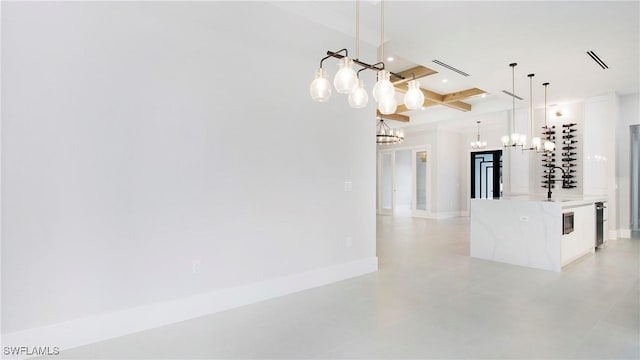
[374,0,397,115]
[404,74,425,110]
[470,121,487,149]
[310,0,407,113]
[376,117,404,145]
[528,73,542,151]
[501,63,526,148]
[542,82,556,152]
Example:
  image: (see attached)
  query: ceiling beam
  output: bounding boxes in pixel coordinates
[391,66,438,85]
[443,88,486,103]
[377,110,410,123]
[444,101,472,112]
[395,101,439,114]
[395,83,472,112]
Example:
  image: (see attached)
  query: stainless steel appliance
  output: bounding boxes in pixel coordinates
[563,212,574,235]
[596,202,606,248]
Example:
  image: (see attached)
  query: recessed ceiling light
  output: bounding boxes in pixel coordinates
[421,106,425,110]
[387,56,394,62]
[481,94,487,98]
[442,79,448,83]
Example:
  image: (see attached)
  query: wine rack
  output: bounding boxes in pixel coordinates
[561,123,578,189]
[541,125,556,189]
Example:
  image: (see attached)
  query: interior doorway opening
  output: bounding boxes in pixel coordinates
[377,148,430,217]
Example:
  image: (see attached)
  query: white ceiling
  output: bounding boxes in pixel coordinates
[273,1,639,129]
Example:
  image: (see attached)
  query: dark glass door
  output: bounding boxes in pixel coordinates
[471,150,502,199]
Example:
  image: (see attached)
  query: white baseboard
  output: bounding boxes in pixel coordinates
[2,257,378,359]
[413,211,463,219]
[609,229,618,240]
[619,228,632,239]
[433,211,464,219]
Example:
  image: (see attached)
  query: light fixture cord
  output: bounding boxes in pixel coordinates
[355,0,360,60]
[477,121,481,142]
[512,64,515,137]
[380,0,384,62]
[529,74,534,141]
[544,83,548,127]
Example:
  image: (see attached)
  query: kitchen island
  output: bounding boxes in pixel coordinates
[470,196,607,272]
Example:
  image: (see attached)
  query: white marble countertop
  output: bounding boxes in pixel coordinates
[473,195,608,208]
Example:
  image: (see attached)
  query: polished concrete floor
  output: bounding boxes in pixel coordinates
[58,216,639,359]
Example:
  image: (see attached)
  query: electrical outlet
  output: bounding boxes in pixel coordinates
[343,181,353,192]
[345,237,353,248]
[192,259,201,274]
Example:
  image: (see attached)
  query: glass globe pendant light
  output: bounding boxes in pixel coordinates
[377,93,397,115]
[309,68,332,102]
[372,70,395,102]
[348,79,369,108]
[404,79,424,110]
[334,57,358,94]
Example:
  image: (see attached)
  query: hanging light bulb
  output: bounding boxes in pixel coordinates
[544,140,556,152]
[377,93,397,115]
[348,79,368,108]
[309,68,332,102]
[333,57,358,94]
[404,79,424,110]
[372,70,395,102]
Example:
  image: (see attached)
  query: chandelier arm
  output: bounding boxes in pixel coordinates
[324,52,404,80]
[318,54,333,69]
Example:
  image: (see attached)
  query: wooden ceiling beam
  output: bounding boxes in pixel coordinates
[395,83,472,112]
[395,101,439,114]
[443,101,472,112]
[377,110,410,123]
[391,66,438,85]
[443,88,486,103]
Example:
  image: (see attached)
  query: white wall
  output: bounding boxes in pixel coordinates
[1,1,376,338]
[616,93,640,235]
[394,150,412,211]
[507,108,531,195]
[435,129,461,215]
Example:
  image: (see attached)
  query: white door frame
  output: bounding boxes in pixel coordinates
[377,145,433,218]
[377,150,395,215]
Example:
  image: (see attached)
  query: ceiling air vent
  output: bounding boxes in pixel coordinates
[586,50,609,69]
[501,90,523,100]
[432,59,470,77]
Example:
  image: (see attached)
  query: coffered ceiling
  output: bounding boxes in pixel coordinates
[273,1,640,128]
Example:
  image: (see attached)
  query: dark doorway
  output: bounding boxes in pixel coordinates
[471,150,503,199]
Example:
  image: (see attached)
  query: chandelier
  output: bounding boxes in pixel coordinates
[501,63,554,153]
[376,117,404,145]
[309,0,424,114]
[470,121,487,149]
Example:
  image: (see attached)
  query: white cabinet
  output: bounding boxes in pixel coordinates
[561,204,595,266]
